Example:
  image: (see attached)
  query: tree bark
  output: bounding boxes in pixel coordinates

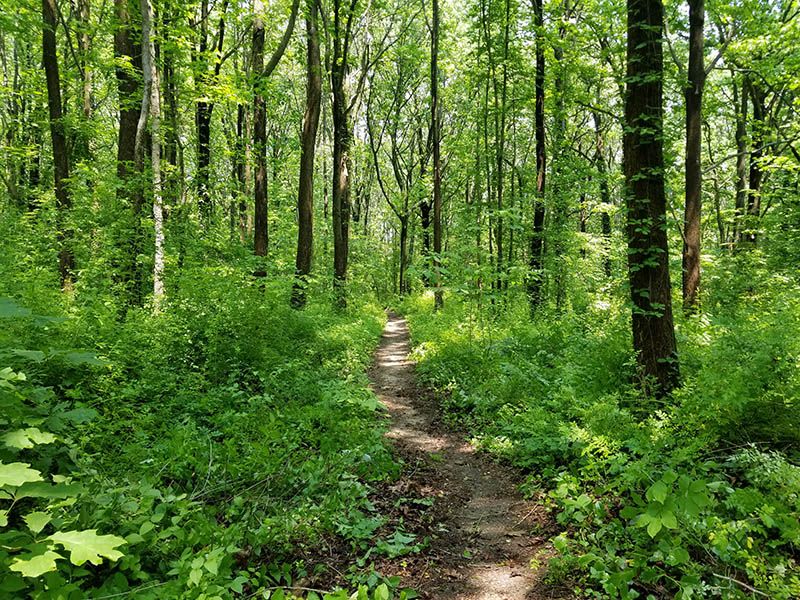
[114,0,145,304]
[331,0,355,306]
[252,0,299,265]
[744,80,765,246]
[292,0,322,309]
[732,75,748,246]
[140,0,164,306]
[42,0,74,288]
[593,111,613,277]
[432,0,443,310]
[623,0,679,396]
[527,0,546,312]
[252,0,268,262]
[681,0,704,310]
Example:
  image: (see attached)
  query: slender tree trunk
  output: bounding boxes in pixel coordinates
[140,0,164,306]
[236,103,249,242]
[432,0,443,310]
[77,0,92,160]
[744,81,765,246]
[624,0,679,396]
[593,111,613,277]
[331,0,353,306]
[399,214,409,295]
[115,0,144,304]
[732,75,748,246]
[42,0,74,288]
[292,0,322,308]
[682,0,704,310]
[527,0,546,312]
[252,0,268,263]
[551,0,569,312]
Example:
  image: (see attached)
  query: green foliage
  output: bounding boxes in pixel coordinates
[0,277,402,597]
[402,279,800,599]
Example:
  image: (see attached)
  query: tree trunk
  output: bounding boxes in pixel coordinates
[399,215,409,295]
[292,0,322,309]
[114,0,144,304]
[331,0,353,306]
[624,0,679,396]
[593,111,613,277]
[681,0,704,310]
[432,0,443,310]
[140,0,165,306]
[744,80,765,246]
[527,0,546,312]
[236,103,249,242]
[42,0,74,288]
[252,0,268,263]
[732,75,748,246]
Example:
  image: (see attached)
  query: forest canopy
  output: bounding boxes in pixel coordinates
[1,0,799,597]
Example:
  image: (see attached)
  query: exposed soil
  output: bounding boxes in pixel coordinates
[368,314,567,599]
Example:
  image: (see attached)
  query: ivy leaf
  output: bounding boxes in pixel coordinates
[48,530,126,566]
[24,511,52,534]
[3,428,57,450]
[0,462,44,487]
[9,550,64,577]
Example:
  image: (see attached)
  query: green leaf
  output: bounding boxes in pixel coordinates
[0,462,44,487]
[8,349,46,362]
[661,510,678,529]
[48,530,126,566]
[9,550,64,577]
[0,509,7,527]
[61,351,108,366]
[3,428,57,449]
[374,583,389,600]
[24,511,52,534]
[647,518,662,537]
[646,480,669,504]
[0,298,32,318]
[15,481,81,499]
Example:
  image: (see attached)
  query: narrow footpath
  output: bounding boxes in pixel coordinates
[369,314,564,600]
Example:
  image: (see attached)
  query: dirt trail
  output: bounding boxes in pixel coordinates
[369,314,563,600]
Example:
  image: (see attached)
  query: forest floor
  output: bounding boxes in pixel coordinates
[366,314,567,599]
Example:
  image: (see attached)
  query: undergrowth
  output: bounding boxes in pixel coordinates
[0,269,418,598]
[401,260,800,599]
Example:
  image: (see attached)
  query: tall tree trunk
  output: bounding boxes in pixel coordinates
[527,0,546,312]
[140,0,164,306]
[399,214,409,295]
[432,0,443,310]
[624,0,679,396]
[732,75,748,246]
[682,0,704,310]
[744,80,765,246]
[236,103,249,242]
[292,0,322,309]
[593,111,613,277]
[194,0,228,223]
[549,0,569,312]
[331,0,354,306]
[77,0,92,159]
[115,0,144,304]
[42,0,74,288]
[252,0,268,262]
[251,0,299,266]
